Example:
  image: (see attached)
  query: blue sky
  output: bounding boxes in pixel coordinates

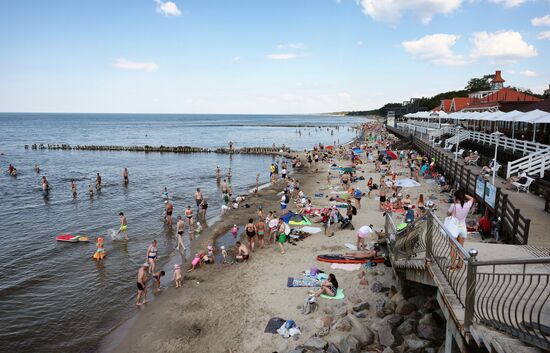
[0,0,548,114]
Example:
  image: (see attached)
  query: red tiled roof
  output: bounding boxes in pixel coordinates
[467,88,541,109]
[440,99,452,112]
[451,97,472,112]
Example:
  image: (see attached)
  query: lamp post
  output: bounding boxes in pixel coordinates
[491,131,504,185]
[454,126,462,161]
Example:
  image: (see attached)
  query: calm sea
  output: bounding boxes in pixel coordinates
[0,113,365,353]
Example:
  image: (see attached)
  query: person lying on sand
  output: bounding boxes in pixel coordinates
[344,248,379,258]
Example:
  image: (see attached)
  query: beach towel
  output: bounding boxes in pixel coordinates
[330,263,361,271]
[321,288,345,300]
[345,243,357,251]
[301,226,322,234]
[287,277,321,287]
[395,178,421,188]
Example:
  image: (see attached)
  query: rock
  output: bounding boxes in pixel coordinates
[417,324,445,342]
[388,285,398,298]
[286,349,305,353]
[407,296,426,310]
[395,300,416,316]
[423,297,439,312]
[353,310,368,318]
[384,314,403,329]
[407,310,423,321]
[390,292,405,303]
[315,315,333,328]
[419,313,438,327]
[425,348,437,353]
[366,343,384,352]
[394,343,407,353]
[337,334,361,353]
[405,338,431,350]
[376,300,395,318]
[396,318,417,335]
[377,321,396,347]
[359,278,368,285]
[382,347,395,353]
[326,343,341,353]
[352,301,370,312]
[333,305,348,319]
[317,327,330,337]
[386,301,397,312]
[432,310,446,325]
[376,298,386,311]
[348,314,375,346]
[333,317,352,332]
[437,344,445,353]
[371,280,383,292]
[303,336,328,351]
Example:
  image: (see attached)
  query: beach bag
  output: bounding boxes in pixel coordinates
[351,205,357,215]
[444,205,460,238]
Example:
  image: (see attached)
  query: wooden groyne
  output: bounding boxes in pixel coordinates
[25,143,292,155]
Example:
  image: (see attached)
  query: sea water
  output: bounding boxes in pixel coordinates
[0,113,365,353]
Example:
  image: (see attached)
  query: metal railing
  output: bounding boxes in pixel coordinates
[471,258,550,350]
[443,130,550,156]
[385,210,550,351]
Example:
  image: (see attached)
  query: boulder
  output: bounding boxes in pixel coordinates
[326,343,341,353]
[417,324,445,342]
[395,300,416,316]
[418,313,438,327]
[315,315,333,328]
[365,343,384,352]
[407,296,426,310]
[405,338,431,350]
[423,297,439,312]
[425,348,437,353]
[353,310,368,319]
[377,321,396,347]
[396,318,417,336]
[359,278,369,286]
[332,317,352,332]
[388,285,398,299]
[382,347,395,353]
[384,314,404,329]
[389,292,405,303]
[285,349,305,353]
[333,305,349,319]
[371,280,383,292]
[376,300,395,318]
[353,301,370,312]
[337,334,361,353]
[303,336,328,351]
[348,314,375,346]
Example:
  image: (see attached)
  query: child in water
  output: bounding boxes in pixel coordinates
[207,244,214,257]
[173,264,182,288]
[151,270,165,292]
[93,236,105,260]
[220,246,228,263]
[195,222,203,237]
[231,224,239,238]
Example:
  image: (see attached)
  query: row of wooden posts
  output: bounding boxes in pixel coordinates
[25,144,292,155]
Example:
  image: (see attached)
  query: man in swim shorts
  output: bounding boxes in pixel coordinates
[235,241,250,262]
[165,200,173,226]
[194,188,203,209]
[123,168,129,184]
[136,263,149,306]
[95,173,102,190]
[176,216,185,253]
[119,212,128,240]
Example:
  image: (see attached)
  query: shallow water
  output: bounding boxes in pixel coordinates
[0,113,365,353]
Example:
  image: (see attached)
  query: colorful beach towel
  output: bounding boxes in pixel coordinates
[330,263,361,271]
[321,288,345,300]
[287,277,321,287]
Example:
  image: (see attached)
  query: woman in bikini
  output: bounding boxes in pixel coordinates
[184,206,193,225]
[314,273,338,298]
[245,218,257,252]
[256,218,266,249]
[146,240,158,274]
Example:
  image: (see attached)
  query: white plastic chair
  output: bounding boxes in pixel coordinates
[512,177,534,193]
[453,149,465,158]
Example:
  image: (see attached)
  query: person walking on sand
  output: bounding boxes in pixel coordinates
[256,217,266,249]
[164,200,174,225]
[146,240,158,274]
[123,168,129,184]
[277,218,287,254]
[176,216,185,252]
[354,187,362,209]
[245,218,257,252]
[173,264,182,288]
[71,179,77,198]
[136,263,149,306]
[194,188,203,210]
[118,212,128,240]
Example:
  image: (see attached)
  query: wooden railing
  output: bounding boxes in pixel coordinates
[412,136,531,245]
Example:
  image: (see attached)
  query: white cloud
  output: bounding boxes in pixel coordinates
[232,56,241,62]
[520,70,537,77]
[488,0,526,8]
[532,15,550,27]
[266,53,302,60]
[154,0,181,16]
[277,43,305,50]
[402,34,470,65]
[114,58,159,72]
[356,40,364,46]
[538,31,550,40]
[470,31,537,62]
[360,0,462,24]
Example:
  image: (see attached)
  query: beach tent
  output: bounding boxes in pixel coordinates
[280,212,312,226]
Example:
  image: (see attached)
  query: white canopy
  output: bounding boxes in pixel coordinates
[403,109,550,123]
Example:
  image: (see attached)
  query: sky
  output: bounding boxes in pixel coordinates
[0,0,549,114]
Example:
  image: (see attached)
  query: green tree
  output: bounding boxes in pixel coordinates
[465,74,495,92]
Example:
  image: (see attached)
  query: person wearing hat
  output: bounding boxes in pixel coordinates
[136,263,149,306]
[173,264,182,288]
[353,187,362,209]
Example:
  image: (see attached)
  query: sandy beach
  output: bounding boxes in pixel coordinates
[104,127,448,353]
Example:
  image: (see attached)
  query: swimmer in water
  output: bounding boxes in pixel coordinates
[88,184,94,197]
[165,200,173,226]
[95,173,102,190]
[41,176,50,196]
[118,212,128,240]
[146,239,158,274]
[123,168,129,184]
[33,164,40,173]
[71,179,77,198]
[215,166,221,181]
[162,187,169,200]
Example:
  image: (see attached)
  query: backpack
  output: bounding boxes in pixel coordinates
[351,205,357,215]
[284,194,290,204]
[354,189,362,198]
